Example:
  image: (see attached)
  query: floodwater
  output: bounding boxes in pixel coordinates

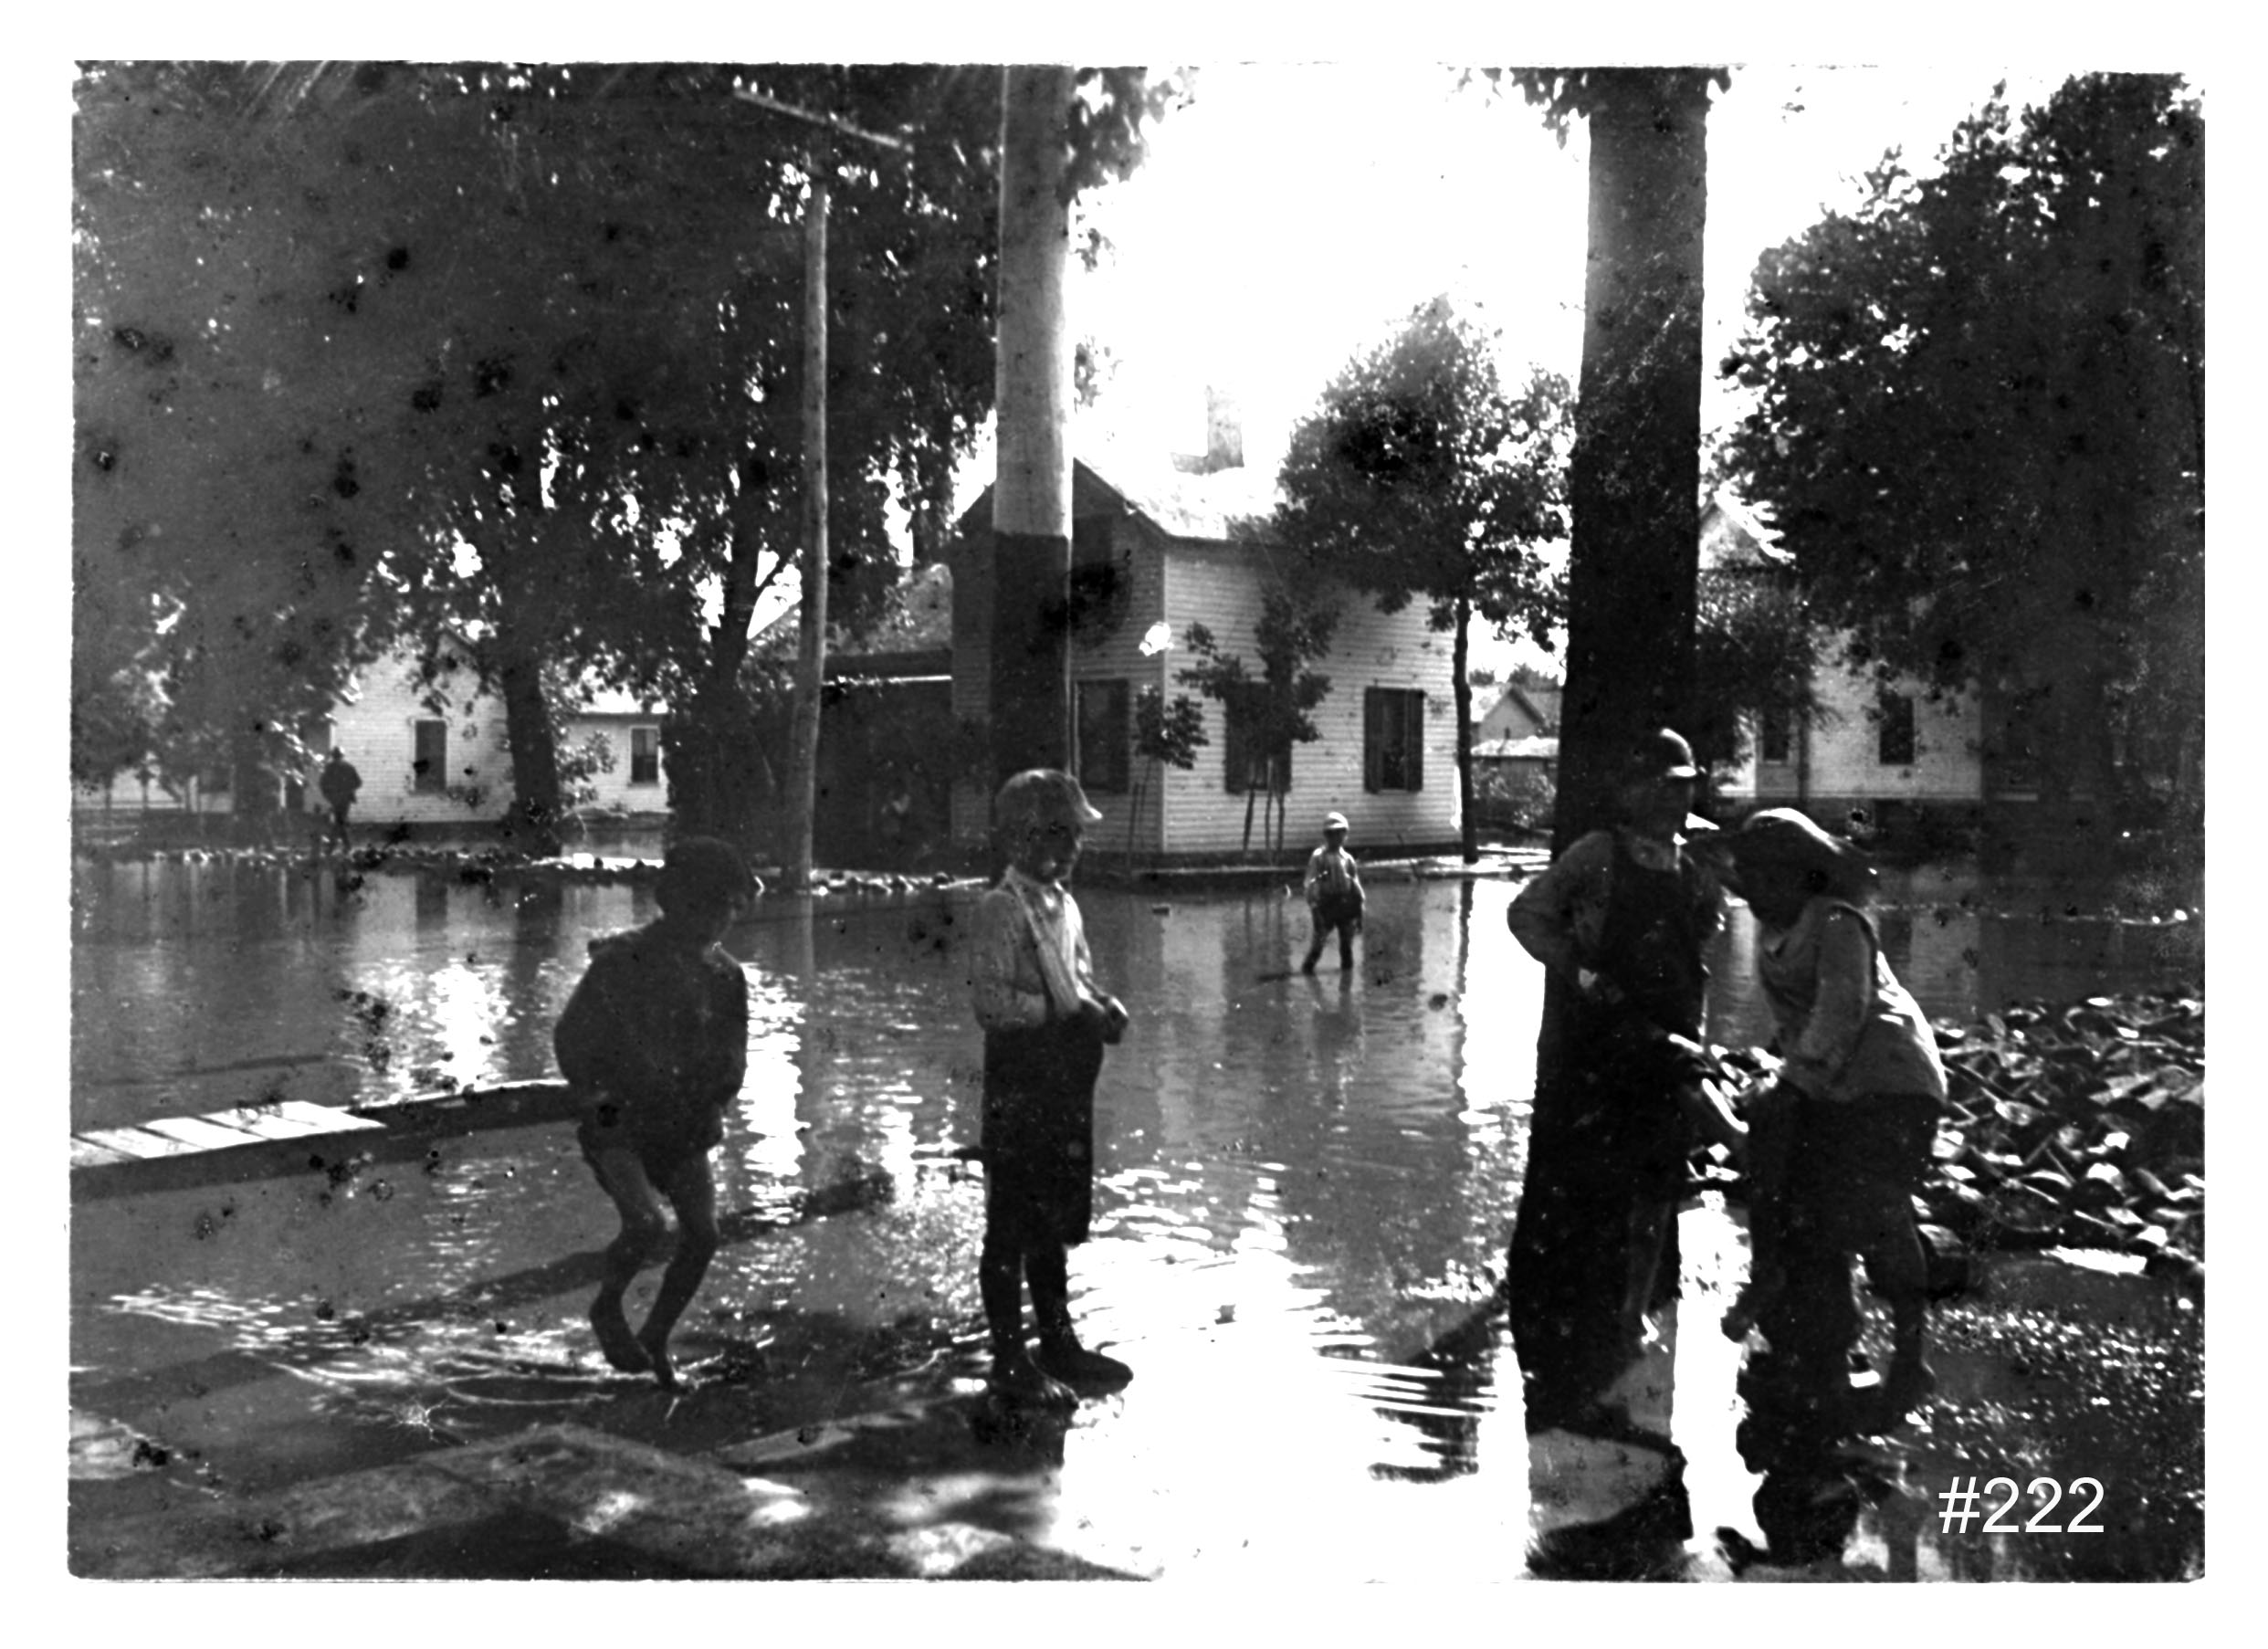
[68,852,2203,1579]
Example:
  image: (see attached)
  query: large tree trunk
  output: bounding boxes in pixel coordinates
[1551,72,1712,848]
[667,446,787,863]
[1453,594,1476,863]
[494,606,564,857]
[988,66,1076,808]
[1507,68,1713,1426]
[780,165,831,891]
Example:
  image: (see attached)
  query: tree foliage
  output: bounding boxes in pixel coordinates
[1723,73,2203,828]
[1271,294,1571,859]
[1687,561,1822,777]
[73,62,1181,852]
[1122,684,1207,861]
[1274,296,1571,647]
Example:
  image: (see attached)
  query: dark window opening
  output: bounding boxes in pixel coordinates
[1075,679,1131,794]
[1223,700,1290,795]
[630,725,660,786]
[413,719,448,792]
[1365,687,1426,793]
[1760,706,1792,764]
[1877,694,1916,767]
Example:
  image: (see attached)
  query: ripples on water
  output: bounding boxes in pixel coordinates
[69,855,2200,1538]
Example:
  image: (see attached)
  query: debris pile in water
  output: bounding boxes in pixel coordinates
[1922,990,2203,1283]
[1704,988,2204,1288]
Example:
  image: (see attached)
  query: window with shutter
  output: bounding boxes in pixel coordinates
[1364,687,1426,793]
[413,719,448,793]
[1076,679,1131,793]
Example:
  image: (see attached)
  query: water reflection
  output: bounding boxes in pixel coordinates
[69,854,2201,1574]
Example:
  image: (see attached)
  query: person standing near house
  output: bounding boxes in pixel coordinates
[1301,812,1366,975]
[968,769,1132,1409]
[1506,729,1738,1386]
[318,748,362,850]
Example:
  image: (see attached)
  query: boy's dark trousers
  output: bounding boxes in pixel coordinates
[1302,895,1362,972]
[980,1014,1106,1352]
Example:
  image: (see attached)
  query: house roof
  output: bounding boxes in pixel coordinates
[751,560,955,659]
[951,440,1282,550]
[1474,734,1559,761]
[1076,437,1282,543]
[1481,681,1562,732]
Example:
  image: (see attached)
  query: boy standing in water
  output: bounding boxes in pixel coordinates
[1719,808,1948,1420]
[969,770,1131,1408]
[554,837,755,1389]
[1301,811,1366,975]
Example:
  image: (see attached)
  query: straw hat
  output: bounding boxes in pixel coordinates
[1729,807,1877,900]
[994,768,1104,828]
[1323,812,1350,834]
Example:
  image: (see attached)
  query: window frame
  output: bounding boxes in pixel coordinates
[629,724,661,787]
[1759,705,1793,764]
[1222,698,1290,795]
[1876,693,1917,767]
[412,718,449,793]
[1074,678,1132,795]
[1364,686,1426,793]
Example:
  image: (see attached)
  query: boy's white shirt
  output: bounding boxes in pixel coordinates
[1000,864,1095,1019]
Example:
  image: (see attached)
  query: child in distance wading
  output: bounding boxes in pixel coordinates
[1301,812,1366,975]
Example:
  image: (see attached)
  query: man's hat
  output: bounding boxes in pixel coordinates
[1626,727,1701,782]
[1728,807,1877,900]
[995,768,1104,827]
[656,835,757,909]
[1323,812,1349,833]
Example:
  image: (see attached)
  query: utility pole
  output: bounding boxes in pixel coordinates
[780,154,830,892]
[730,87,909,890]
[988,66,1077,788]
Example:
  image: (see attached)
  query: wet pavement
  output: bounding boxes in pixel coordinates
[68,849,2205,1580]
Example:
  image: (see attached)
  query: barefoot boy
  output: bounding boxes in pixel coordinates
[554,837,755,1389]
[969,770,1131,1408]
[1301,811,1366,975]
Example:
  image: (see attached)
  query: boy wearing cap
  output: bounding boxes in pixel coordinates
[1507,729,1738,1371]
[969,769,1132,1408]
[554,836,757,1389]
[1301,812,1367,975]
[1720,807,1947,1422]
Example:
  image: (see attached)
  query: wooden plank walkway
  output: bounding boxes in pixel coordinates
[70,1082,581,1201]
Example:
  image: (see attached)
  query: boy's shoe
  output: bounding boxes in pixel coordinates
[990,1350,1079,1411]
[1034,1338,1134,1390]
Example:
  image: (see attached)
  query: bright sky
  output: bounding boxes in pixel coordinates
[1067,62,2092,476]
[974,61,2115,673]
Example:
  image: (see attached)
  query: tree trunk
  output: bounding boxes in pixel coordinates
[1453,593,1476,862]
[780,164,831,891]
[494,610,563,857]
[1551,71,1712,853]
[989,66,1076,806]
[1508,68,1712,1427]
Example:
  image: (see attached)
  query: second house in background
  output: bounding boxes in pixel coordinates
[948,405,1461,863]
